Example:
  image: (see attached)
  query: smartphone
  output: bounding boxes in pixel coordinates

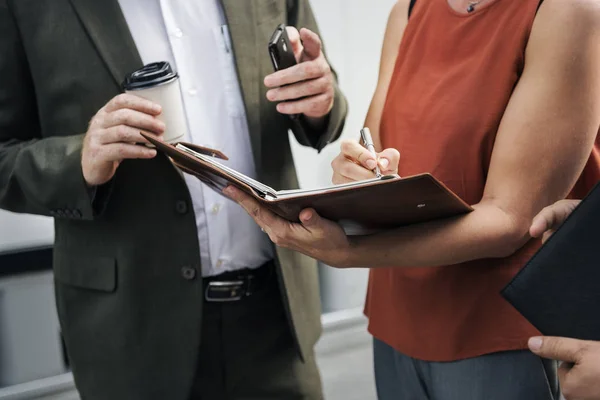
[268,24,297,72]
[268,24,300,119]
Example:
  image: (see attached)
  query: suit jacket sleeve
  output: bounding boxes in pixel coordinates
[0,2,98,221]
[286,0,348,152]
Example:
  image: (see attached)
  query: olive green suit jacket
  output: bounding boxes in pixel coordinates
[0,0,347,398]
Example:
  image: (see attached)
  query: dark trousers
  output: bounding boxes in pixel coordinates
[189,271,323,400]
[373,338,560,400]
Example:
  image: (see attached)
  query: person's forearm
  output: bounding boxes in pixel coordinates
[344,203,531,268]
[0,134,101,220]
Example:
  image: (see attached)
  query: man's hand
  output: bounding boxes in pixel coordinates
[331,139,400,184]
[82,94,165,186]
[223,185,352,267]
[529,199,581,243]
[264,27,334,120]
[529,336,600,400]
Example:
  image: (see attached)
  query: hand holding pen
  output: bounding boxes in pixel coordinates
[331,127,400,185]
[360,127,382,178]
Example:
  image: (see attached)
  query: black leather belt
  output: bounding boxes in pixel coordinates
[203,260,275,302]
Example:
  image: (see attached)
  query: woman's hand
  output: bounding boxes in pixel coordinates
[331,139,400,184]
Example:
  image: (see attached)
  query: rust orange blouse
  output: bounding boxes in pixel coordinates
[365,0,600,361]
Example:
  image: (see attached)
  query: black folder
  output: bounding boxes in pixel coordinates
[501,182,600,340]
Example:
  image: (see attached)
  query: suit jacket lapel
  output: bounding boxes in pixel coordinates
[69,0,143,88]
[70,0,263,171]
[220,0,262,171]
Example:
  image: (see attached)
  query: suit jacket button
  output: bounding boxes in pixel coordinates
[181,266,197,280]
[175,200,188,215]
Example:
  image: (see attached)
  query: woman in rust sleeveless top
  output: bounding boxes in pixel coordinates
[225,0,600,398]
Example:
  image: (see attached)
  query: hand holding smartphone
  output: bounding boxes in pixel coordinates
[265,24,335,120]
[268,24,300,119]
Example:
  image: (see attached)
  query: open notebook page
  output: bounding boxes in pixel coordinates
[176,144,277,198]
[275,175,397,198]
[176,143,398,200]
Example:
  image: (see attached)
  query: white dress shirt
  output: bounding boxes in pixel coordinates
[118,0,274,277]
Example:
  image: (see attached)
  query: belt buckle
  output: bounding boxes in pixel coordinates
[205,280,245,302]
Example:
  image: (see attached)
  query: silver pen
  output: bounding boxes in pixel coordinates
[360,127,382,178]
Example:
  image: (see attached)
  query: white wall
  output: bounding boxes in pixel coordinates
[291,0,396,188]
[0,212,54,253]
[291,0,397,312]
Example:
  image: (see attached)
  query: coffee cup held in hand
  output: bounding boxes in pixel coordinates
[122,61,187,143]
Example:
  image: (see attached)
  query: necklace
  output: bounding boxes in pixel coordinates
[466,0,484,12]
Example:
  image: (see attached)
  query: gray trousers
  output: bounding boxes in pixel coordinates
[373,338,560,400]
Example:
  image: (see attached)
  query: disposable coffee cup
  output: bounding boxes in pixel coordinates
[122,61,187,144]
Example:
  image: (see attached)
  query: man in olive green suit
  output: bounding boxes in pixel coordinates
[0,0,347,399]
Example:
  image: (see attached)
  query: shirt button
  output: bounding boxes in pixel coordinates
[216,259,224,268]
[188,88,198,96]
[211,204,221,215]
[175,200,188,215]
[181,266,197,281]
[172,28,183,38]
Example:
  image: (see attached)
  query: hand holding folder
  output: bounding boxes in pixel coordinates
[141,133,472,234]
[502,182,600,341]
[516,196,600,400]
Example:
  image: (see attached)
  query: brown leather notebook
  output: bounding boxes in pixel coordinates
[143,134,473,233]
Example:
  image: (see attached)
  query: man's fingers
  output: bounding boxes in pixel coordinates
[98,126,161,145]
[104,93,162,115]
[98,142,157,163]
[299,28,322,60]
[103,108,166,134]
[276,92,333,118]
[528,336,587,363]
[285,26,303,61]
[226,186,302,247]
[264,59,329,88]
[223,186,289,239]
[299,208,326,234]
[267,76,330,102]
